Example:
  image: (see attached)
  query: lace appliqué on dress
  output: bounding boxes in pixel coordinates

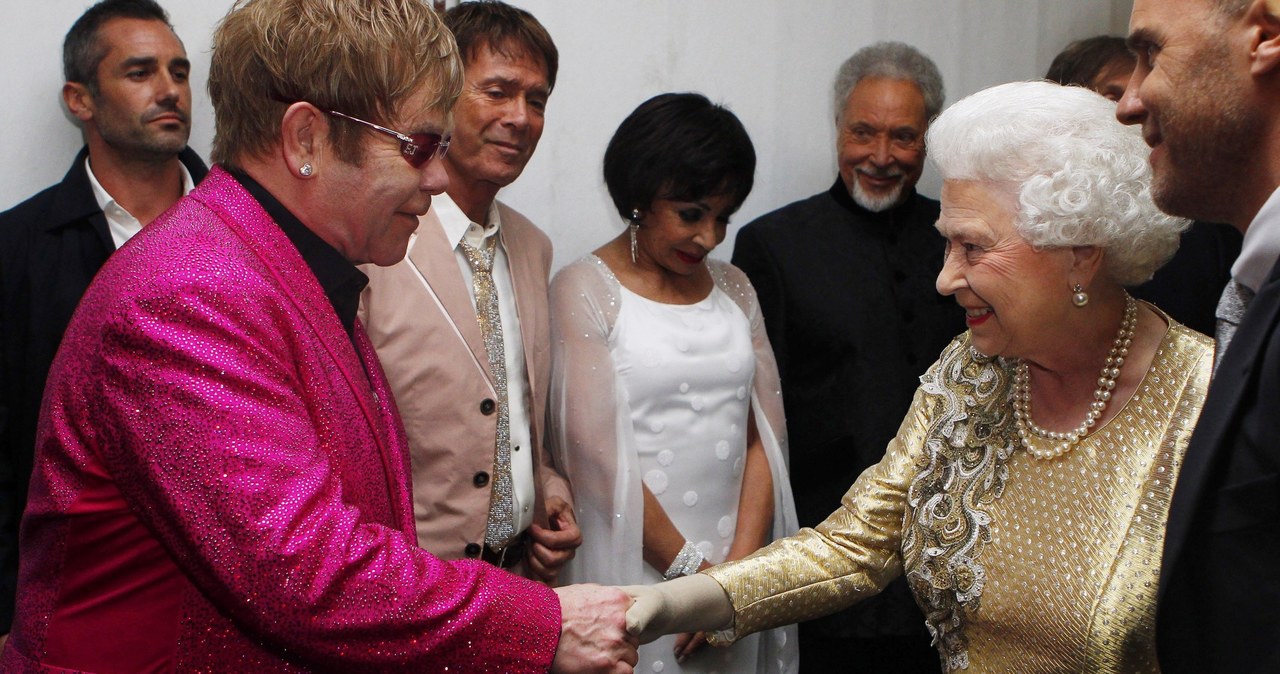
[902,338,1016,672]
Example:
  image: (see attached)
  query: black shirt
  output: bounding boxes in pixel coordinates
[227,169,367,344]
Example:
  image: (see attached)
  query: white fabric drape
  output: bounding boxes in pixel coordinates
[548,255,798,673]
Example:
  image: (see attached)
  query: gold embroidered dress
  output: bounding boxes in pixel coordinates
[707,319,1212,673]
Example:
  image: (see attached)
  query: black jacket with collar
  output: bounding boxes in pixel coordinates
[1157,252,1280,674]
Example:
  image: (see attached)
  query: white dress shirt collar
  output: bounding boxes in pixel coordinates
[434,192,502,250]
[86,156,195,250]
[1232,185,1280,292]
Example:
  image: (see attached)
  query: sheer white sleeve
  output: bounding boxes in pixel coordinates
[547,257,644,586]
[708,260,799,546]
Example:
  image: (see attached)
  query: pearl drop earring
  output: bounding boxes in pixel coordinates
[1072,283,1088,307]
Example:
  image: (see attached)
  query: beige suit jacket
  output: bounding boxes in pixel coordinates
[359,201,572,562]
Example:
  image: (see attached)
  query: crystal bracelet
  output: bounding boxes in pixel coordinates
[663,540,704,580]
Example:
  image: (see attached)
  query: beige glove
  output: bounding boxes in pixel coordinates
[622,574,734,644]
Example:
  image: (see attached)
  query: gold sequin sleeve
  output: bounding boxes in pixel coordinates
[705,384,931,641]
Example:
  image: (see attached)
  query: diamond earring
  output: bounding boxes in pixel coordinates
[629,209,642,263]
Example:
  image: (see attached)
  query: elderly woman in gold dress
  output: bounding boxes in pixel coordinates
[625,80,1213,673]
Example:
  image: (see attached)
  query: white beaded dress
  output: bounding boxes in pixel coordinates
[548,256,798,674]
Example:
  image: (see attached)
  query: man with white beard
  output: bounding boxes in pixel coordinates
[729,41,963,673]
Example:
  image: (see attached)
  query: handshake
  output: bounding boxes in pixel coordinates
[550,575,733,673]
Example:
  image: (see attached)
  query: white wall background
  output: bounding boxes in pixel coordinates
[0,0,1133,268]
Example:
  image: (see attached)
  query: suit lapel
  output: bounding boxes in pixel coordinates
[354,322,412,529]
[193,169,391,461]
[406,212,496,388]
[1160,261,1280,598]
[497,207,551,524]
[500,220,542,402]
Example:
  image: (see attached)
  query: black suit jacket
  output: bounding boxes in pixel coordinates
[731,179,965,646]
[0,146,208,631]
[1157,252,1280,673]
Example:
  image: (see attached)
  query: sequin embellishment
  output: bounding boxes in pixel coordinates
[903,338,1017,671]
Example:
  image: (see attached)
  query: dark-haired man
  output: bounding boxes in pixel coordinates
[0,0,205,639]
[1117,0,1280,671]
[360,0,581,583]
[730,41,963,672]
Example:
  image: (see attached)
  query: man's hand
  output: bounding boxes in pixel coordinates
[551,584,638,674]
[528,497,582,585]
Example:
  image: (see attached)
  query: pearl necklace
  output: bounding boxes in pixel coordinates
[1013,294,1137,460]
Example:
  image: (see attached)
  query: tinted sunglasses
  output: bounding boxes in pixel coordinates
[323,109,450,168]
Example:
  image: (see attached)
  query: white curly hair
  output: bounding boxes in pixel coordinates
[926,80,1189,286]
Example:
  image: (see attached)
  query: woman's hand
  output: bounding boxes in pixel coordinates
[622,574,734,644]
[673,630,708,663]
[671,558,714,661]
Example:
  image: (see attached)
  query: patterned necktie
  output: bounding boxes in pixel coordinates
[1214,278,1255,373]
[461,236,516,547]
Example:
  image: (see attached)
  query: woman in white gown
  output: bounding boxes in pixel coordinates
[548,93,798,674]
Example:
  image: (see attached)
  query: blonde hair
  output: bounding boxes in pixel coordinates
[209,0,463,166]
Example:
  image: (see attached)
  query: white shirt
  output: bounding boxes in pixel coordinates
[430,192,536,534]
[1231,185,1280,293]
[85,157,196,250]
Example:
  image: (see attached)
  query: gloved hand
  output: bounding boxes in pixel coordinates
[621,574,734,644]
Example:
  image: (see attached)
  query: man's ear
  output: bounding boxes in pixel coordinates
[279,103,324,179]
[1250,0,1280,76]
[62,82,94,123]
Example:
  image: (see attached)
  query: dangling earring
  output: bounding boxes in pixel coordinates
[299,163,313,177]
[1072,283,1089,308]
[629,209,642,264]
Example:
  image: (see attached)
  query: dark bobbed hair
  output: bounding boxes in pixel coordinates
[603,93,756,221]
[445,0,558,92]
[63,0,174,93]
[1044,35,1134,88]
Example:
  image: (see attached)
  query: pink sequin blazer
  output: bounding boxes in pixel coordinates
[0,167,560,673]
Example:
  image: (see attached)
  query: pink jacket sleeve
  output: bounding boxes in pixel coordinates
[31,175,563,672]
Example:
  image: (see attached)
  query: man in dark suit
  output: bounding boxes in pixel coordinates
[731,42,964,672]
[0,0,206,641]
[1117,0,1280,671]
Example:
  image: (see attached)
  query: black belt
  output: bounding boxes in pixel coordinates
[481,531,528,569]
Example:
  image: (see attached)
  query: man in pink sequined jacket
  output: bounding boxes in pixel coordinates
[0,1,636,672]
